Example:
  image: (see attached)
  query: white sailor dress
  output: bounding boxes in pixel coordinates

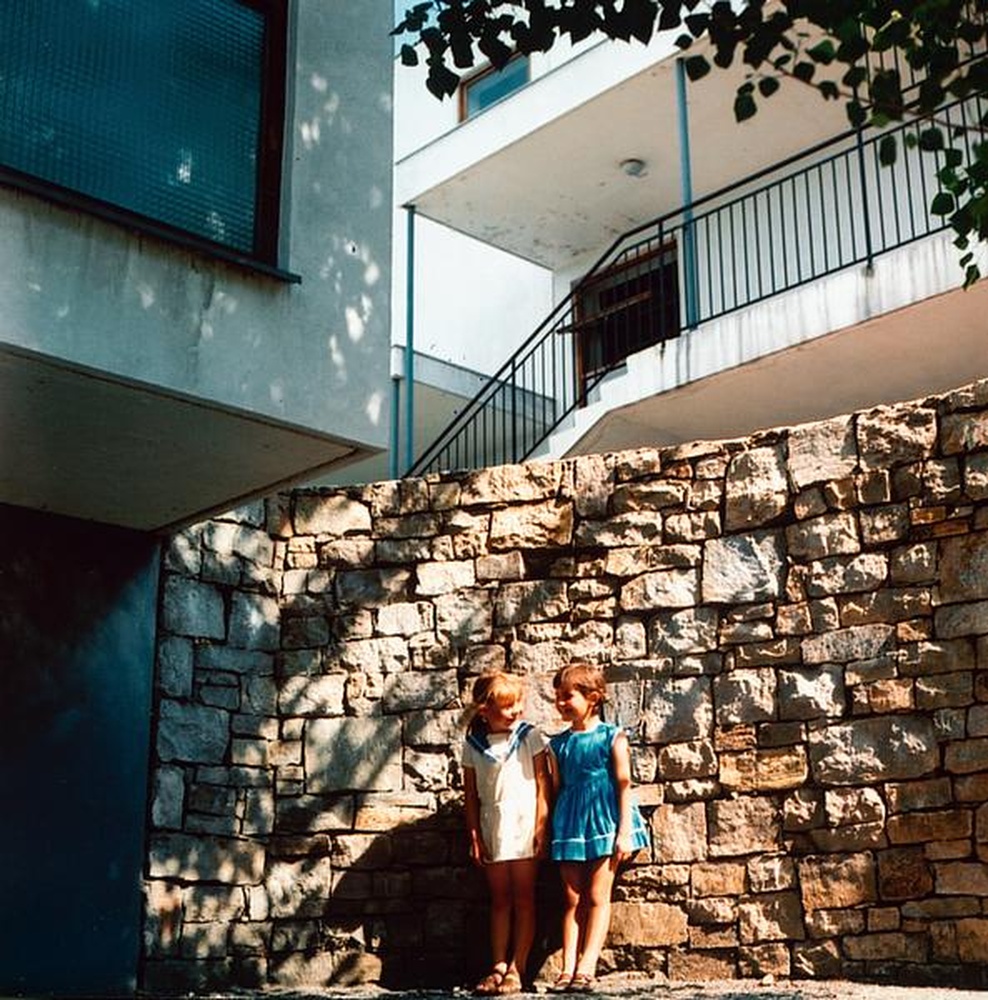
[461,720,547,862]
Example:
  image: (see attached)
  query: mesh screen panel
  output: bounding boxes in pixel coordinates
[0,0,265,254]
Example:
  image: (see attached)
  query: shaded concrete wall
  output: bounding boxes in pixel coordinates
[144,379,988,992]
[0,505,159,996]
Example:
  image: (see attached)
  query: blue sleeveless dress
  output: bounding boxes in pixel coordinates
[549,721,650,862]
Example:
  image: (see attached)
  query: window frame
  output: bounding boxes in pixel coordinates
[458,54,530,121]
[0,0,297,283]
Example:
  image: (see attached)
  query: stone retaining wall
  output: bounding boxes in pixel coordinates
[143,379,988,992]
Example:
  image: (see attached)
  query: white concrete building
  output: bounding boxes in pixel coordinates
[383,11,988,480]
[0,4,393,994]
[0,0,394,531]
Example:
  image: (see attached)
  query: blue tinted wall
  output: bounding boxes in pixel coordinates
[0,504,159,996]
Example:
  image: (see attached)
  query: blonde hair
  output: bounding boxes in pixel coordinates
[553,662,606,716]
[468,671,525,731]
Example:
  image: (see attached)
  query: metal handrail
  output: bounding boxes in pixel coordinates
[408,89,984,478]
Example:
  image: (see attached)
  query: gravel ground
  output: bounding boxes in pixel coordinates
[202,976,987,1000]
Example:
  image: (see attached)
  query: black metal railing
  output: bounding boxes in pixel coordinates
[409,88,985,478]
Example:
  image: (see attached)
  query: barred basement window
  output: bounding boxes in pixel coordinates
[0,0,288,270]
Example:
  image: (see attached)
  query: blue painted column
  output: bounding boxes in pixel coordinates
[676,58,700,329]
[403,204,417,474]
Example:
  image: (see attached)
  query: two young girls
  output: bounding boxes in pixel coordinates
[462,664,648,995]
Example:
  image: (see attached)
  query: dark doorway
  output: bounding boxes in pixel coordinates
[0,504,160,996]
[575,241,680,399]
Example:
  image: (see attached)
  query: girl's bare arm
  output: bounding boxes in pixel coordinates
[611,730,635,862]
[462,765,486,865]
[533,749,552,857]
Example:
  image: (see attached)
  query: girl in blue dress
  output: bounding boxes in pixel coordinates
[547,663,649,992]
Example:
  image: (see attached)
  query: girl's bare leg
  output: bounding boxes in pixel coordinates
[485,862,513,973]
[558,862,586,977]
[507,857,539,981]
[573,856,617,977]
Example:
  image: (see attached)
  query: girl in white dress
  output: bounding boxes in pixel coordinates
[462,671,551,995]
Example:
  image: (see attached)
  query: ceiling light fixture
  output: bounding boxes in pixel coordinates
[620,157,647,178]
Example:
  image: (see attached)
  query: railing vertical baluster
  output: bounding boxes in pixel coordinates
[856,122,876,266]
[829,159,842,267]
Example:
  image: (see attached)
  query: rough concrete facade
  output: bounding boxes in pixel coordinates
[143,379,988,993]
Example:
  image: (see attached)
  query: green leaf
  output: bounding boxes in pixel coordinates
[758,76,781,99]
[734,91,758,122]
[819,81,839,101]
[792,61,815,84]
[931,192,955,216]
[879,135,897,167]
[807,39,836,64]
[919,128,945,152]
[683,54,710,81]
[400,44,419,67]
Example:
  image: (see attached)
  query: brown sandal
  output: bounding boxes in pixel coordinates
[570,973,596,993]
[473,967,507,996]
[547,973,574,993]
[498,969,523,995]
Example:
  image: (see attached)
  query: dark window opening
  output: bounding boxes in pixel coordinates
[0,0,288,269]
[575,242,681,399]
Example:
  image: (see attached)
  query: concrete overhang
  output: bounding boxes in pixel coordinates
[396,32,850,271]
[0,345,377,532]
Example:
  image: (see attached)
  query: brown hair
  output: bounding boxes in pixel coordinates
[553,662,607,716]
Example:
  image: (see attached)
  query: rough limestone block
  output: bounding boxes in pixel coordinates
[798,853,876,910]
[608,901,689,946]
[335,568,412,609]
[738,891,805,943]
[725,445,789,530]
[337,636,409,674]
[495,579,569,625]
[621,569,698,610]
[657,740,717,781]
[788,415,857,489]
[652,802,708,862]
[702,531,785,604]
[278,674,345,717]
[856,403,937,470]
[575,511,663,549]
[158,636,194,698]
[305,717,402,792]
[149,832,264,884]
[228,591,280,651]
[825,787,886,828]
[152,766,185,829]
[381,670,459,713]
[806,553,889,597]
[490,500,574,549]
[203,520,275,567]
[747,855,796,893]
[708,796,780,856]
[162,576,226,639]
[940,532,988,602]
[778,665,845,720]
[801,623,895,664]
[265,857,334,917]
[157,700,230,764]
[808,716,937,785]
[459,463,560,505]
[877,847,933,901]
[714,668,776,726]
[643,676,713,744]
[376,601,435,637]
[293,493,371,535]
[649,607,718,656]
[434,590,494,645]
[415,560,476,596]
